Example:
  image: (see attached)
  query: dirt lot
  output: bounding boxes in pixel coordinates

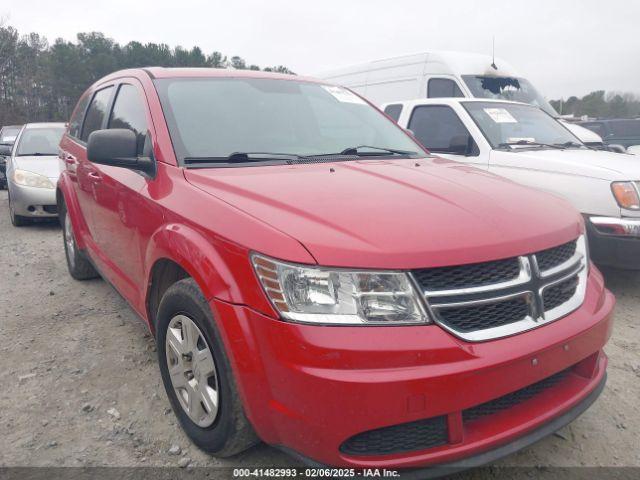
[0,189,638,477]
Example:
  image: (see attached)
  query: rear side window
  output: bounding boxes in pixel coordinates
[408,105,471,153]
[428,79,464,99]
[108,84,149,154]
[384,104,403,122]
[68,94,90,139]
[81,87,113,142]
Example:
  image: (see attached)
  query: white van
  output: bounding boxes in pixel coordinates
[316,51,602,146]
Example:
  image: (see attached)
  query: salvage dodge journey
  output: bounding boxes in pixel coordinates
[57,68,614,472]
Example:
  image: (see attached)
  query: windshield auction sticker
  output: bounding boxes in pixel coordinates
[322,85,367,105]
[484,107,518,123]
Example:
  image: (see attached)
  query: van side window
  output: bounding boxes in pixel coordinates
[428,79,464,99]
[408,105,477,155]
[383,104,403,122]
[81,87,114,142]
[68,93,91,139]
[108,84,149,154]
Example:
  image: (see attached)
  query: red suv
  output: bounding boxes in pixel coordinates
[57,68,614,472]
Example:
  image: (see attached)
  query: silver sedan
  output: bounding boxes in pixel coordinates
[5,123,66,226]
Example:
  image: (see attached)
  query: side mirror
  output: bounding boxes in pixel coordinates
[87,129,155,176]
[448,134,472,155]
[0,144,12,157]
[607,144,627,154]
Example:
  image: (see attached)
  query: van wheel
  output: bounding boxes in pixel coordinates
[61,204,99,280]
[156,278,259,457]
[8,193,30,227]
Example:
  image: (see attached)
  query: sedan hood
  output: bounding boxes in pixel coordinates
[185,158,582,269]
[491,148,640,181]
[13,155,62,181]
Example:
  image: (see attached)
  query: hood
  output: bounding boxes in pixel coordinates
[491,148,640,181]
[13,155,62,180]
[185,158,582,269]
[561,121,603,144]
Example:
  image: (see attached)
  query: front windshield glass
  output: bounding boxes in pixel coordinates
[154,78,423,164]
[16,127,65,156]
[463,102,581,149]
[1,127,21,143]
[462,75,557,116]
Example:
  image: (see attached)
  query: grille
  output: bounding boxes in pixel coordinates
[412,257,520,291]
[536,241,577,272]
[340,416,448,456]
[543,275,580,312]
[437,297,530,333]
[463,369,569,422]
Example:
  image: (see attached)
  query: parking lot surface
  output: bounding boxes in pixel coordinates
[0,190,638,475]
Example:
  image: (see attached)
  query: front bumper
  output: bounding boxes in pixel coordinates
[586,215,640,269]
[210,267,614,468]
[8,181,57,217]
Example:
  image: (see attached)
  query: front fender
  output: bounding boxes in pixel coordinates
[143,223,277,317]
[57,172,90,250]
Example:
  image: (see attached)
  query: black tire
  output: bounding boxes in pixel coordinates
[60,202,99,280]
[156,278,259,457]
[8,192,30,227]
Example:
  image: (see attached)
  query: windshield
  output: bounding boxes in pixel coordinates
[462,75,557,117]
[154,78,423,165]
[463,102,581,149]
[16,127,65,156]
[1,127,21,143]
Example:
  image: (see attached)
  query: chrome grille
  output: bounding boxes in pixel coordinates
[437,296,530,332]
[536,241,577,272]
[412,258,520,291]
[411,237,587,342]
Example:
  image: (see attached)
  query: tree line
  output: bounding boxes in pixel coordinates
[550,91,640,119]
[0,24,293,126]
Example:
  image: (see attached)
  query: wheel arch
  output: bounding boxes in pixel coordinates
[56,173,90,250]
[143,223,275,333]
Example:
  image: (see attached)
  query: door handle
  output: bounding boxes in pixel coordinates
[87,171,102,181]
[64,155,77,166]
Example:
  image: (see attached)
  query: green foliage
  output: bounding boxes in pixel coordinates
[0,24,294,125]
[550,91,640,119]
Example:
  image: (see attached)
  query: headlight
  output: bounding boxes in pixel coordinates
[12,169,55,189]
[252,254,429,325]
[611,181,640,210]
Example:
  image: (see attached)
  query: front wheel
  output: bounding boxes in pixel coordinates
[61,204,99,280]
[156,278,259,457]
[8,192,30,227]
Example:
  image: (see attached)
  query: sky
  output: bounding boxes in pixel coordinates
[2,0,639,99]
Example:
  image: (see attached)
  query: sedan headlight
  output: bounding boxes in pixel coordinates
[611,181,640,210]
[12,169,55,189]
[252,254,429,325]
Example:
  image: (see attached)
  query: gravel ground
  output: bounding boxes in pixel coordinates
[0,189,638,477]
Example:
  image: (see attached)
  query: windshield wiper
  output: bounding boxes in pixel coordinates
[17,152,57,156]
[497,140,565,150]
[554,141,585,149]
[184,152,301,166]
[339,145,417,156]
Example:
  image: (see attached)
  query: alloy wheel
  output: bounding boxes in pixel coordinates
[64,212,76,269]
[165,314,220,427]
